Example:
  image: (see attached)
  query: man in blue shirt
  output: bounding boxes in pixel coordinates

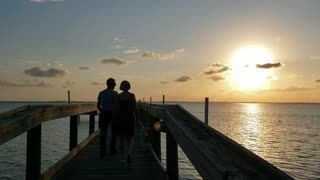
[97,78,118,157]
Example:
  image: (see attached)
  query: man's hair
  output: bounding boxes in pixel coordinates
[106,78,116,88]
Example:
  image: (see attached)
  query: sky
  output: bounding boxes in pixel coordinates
[0,0,320,102]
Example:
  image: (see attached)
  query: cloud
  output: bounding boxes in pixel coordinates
[256,62,282,69]
[0,79,52,88]
[91,81,105,86]
[30,0,64,2]
[140,48,184,60]
[316,79,320,83]
[79,66,94,70]
[123,49,140,54]
[174,76,192,82]
[207,75,225,81]
[204,63,230,75]
[310,56,320,60]
[24,66,69,78]
[113,37,126,42]
[204,70,215,75]
[48,61,64,67]
[160,81,170,84]
[62,81,77,88]
[101,58,127,66]
[141,51,161,58]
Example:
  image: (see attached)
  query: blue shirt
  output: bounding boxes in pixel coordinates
[97,88,118,111]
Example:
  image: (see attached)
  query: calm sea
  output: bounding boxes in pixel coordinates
[0,102,319,179]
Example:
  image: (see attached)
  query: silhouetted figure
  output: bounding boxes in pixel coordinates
[113,80,137,163]
[97,78,118,157]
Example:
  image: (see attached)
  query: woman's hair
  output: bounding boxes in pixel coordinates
[119,80,131,91]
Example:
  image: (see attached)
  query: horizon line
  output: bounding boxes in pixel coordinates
[0,100,319,104]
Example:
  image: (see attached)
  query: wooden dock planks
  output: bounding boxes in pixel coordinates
[52,126,167,180]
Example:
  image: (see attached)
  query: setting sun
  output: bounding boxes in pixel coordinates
[230,46,274,91]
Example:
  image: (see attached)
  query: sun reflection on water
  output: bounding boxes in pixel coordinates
[240,103,263,152]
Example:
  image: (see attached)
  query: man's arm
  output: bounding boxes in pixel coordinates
[97,93,102,112]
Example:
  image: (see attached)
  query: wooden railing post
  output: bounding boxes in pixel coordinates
[89,112,95,135]
[154,130,161,161]
[69,115,79,151]
[162,95,165,105]
[26,124,41,180]
[205,97,209,125]
[167,129,178,180]
[151,116,161,161]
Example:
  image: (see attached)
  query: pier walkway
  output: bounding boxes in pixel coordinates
[52,126,166,180]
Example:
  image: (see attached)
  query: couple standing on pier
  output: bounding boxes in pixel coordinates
[97,78,137,164]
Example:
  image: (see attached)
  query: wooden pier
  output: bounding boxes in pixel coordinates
[0,103,293,180]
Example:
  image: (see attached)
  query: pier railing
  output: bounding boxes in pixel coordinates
[0,104,98,180]
[138,103,293,180]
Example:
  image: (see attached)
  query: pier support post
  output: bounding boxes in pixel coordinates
[162,95,165,105]
[89,112,95,135]
[69,115,79,151]
[26,124,41,180]
[205,97,209,125]
[167,129,178,180]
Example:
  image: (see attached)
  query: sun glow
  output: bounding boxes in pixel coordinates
[230,46,273,91]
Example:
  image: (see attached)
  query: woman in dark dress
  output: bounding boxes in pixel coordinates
[113,80,137,163]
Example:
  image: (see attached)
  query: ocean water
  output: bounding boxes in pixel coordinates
[0,102,320,179]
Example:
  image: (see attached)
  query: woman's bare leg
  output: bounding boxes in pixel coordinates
[125,136,133,162]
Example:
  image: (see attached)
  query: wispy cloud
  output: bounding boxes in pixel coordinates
[160,81,170,84]
[79,66,94,70]
[0,79,52,88]
[48,61,64,67]
[207,75,225,81]
[256,62,282,69]
[310,56,320,60]
[123,49,140,54]
[141,51,161,58]
[91,81,105,86]
[140,48,184,60]
[101,57,127,66]
[204,63,230,75]
[30,0,64,3]
[114,45,126,49]
[62,81,77,88]
[174,76,192,82]
[24,66,69,78]
[113,37,126,42]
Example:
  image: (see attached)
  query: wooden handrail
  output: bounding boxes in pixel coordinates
[0,104,97,145]
[0,104,98,180]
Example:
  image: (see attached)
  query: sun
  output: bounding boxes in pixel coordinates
[229,45,273,91]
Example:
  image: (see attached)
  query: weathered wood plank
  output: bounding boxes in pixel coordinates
[141,104,293,180]
[0,104,97,145]
[52,126,168,180]
[40,130,99,180]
